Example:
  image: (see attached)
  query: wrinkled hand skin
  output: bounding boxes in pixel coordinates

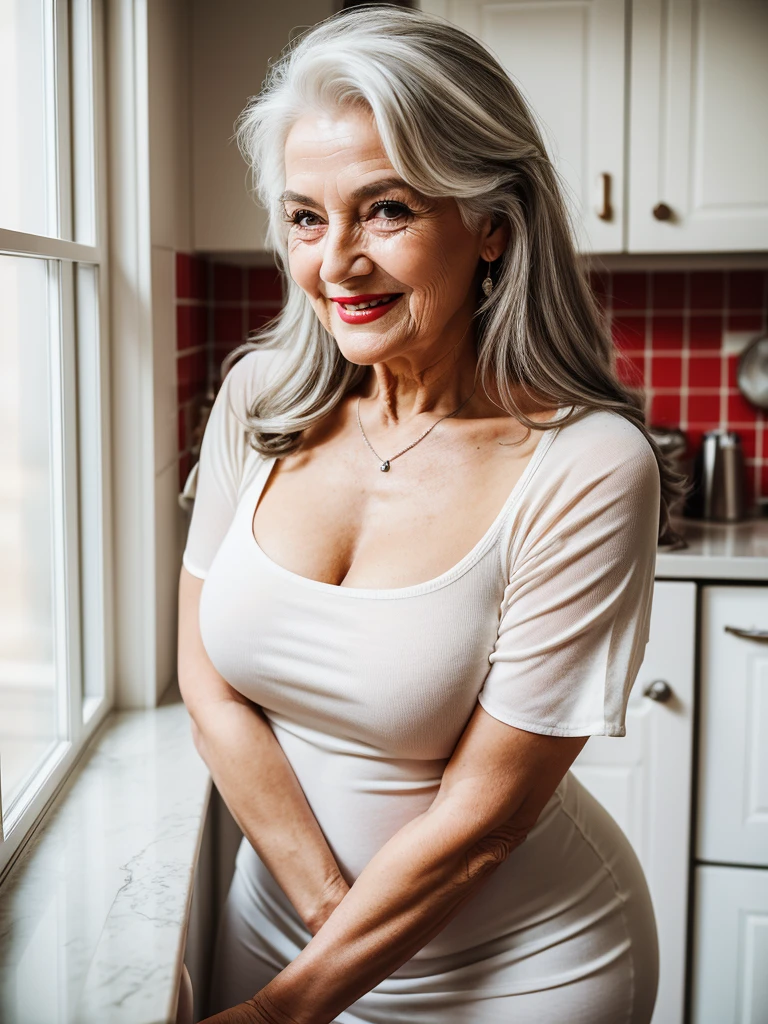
[198,992,300,1024]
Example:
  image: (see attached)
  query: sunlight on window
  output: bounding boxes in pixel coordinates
[0,255,58,813]
[0,0,54,236]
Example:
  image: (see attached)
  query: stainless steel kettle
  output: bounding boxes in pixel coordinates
[685,429,748,522]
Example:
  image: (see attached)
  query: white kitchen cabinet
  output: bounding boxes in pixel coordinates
[697,585,768,867]
[420,0,627,253]
[690,864,768,1024]
[628,0,768,253]
[571,580,696,1024]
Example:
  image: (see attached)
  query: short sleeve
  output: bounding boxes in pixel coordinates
[182,348,280,580]
[476,420,660,738]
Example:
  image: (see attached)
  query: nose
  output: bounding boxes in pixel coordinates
[318,220,374,290]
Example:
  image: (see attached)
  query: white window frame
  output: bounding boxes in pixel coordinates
[0,0,113,880]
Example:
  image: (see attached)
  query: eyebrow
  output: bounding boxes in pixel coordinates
[278,176,418,208]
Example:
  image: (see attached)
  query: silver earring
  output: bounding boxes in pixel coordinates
[481,259,493,297]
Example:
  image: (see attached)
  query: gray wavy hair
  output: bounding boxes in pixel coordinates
[228,3,688,545]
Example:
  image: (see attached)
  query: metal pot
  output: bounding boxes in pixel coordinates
[685,429,749,522]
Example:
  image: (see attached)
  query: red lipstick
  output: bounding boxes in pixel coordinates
[329,293,403,324]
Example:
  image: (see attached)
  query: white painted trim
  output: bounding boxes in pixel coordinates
[91,0,117,715]
[106,0,159,709]
[0,228,100,262]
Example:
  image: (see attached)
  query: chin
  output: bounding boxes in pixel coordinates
[336,324,415,358]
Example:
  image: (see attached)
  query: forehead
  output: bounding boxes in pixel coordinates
[283,107,394,190]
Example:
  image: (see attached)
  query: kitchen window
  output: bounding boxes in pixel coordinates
[0,0,111,878]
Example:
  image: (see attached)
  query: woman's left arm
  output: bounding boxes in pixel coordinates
[202,704,587,1024]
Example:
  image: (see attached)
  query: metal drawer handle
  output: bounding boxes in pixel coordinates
[724,625,768,642]
[596,172,612,221]
[644,679,673,702]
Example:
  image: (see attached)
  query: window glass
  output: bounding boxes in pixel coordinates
[0,0,55,236]
[0,254,60,815]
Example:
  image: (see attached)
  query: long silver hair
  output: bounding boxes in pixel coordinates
[229,4,688,544]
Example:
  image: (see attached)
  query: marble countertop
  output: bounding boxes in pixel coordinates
[0,684,210,1024]
[655,515,768,580]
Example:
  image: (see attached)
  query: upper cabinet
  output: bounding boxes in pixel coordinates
[422,1,627,252]
[421,0,768,253]
[629,0,768,252]
[188,0,768,253]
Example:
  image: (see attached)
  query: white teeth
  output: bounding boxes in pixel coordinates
[341,295,396,311]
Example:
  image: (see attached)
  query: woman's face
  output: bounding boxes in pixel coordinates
[281,105,500,368]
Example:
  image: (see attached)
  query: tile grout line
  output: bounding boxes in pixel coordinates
[680,271,690,431]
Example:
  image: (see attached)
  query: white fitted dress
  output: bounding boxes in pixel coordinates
[183,347,661,1024]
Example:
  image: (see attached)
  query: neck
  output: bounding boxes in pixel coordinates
[360,327,480,426]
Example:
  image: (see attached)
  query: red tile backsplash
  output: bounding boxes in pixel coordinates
[650,355,683,388]
[687,392,721,423]
[213,263,244,303]
[176,253,207,301]
[616,353,645,387]
[612,314,646,351]
[176,258,768,509]
[600,267,766,511]
[651,272,686,310]
[175,254,283,490]
[248,267,283,303]
[213,307,246,345]
[689,355,721,388]
[651,314,684,350]
[728,312,763,332]
[689,314,723,349]
[649,393,681,427]
[612,271,648,310]
[727,269,765,310]
[689,270,724,310]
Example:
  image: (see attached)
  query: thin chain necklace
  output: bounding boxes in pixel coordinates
[356,387,476,472]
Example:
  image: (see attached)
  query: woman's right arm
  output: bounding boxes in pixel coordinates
[177,565,350,935]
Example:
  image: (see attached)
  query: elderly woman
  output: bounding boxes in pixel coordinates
[178,7,685,1024]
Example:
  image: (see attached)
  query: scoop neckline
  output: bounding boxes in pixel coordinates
[243,405,572,600]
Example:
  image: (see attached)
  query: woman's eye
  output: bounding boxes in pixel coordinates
[284,200,412,233]
[369,201,410,226]
[288,209,321,229]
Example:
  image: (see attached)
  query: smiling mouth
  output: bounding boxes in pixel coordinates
[332,293,402,311]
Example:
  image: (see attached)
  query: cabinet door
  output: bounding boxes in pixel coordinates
[697,586,768,867]
[571,580,696,1024]
[420,0,626,253]
[691,864,768,1024]
[629,0,768,252]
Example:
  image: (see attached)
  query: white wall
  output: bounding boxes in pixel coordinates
[191,0,339,252]
[108,0,194,707]
[148,0,195,704]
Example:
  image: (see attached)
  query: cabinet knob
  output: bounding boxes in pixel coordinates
[724,625,768,642]
[644,679,673,703]
[652,202,673,221]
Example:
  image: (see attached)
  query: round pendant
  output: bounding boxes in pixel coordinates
[380,460,390,472]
